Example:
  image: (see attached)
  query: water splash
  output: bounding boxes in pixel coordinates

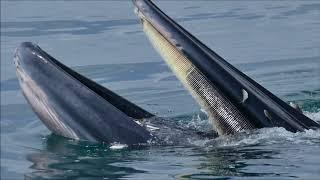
[146,110,320,147]
[172,110,320,148]
[109,143,128,150]
[305,111,320,123]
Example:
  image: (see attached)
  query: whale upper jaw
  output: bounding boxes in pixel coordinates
[14,42,153,145]
[133,0,320,134]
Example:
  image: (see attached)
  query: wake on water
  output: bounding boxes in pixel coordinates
[106,111,320,150]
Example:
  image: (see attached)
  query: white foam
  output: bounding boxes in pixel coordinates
[187,110,320,148]
[109,143,128,150]
[304,111,320,122]
[184,114,212,132]
[207,127,320,148]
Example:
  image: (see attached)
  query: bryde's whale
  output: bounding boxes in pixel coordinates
[133,0,320,135]
[14,1,319,145]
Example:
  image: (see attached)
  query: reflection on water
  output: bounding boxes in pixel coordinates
[2,19,138,37]
[25,135,146,179]
[27,127,320,179]
[25,134,279,179]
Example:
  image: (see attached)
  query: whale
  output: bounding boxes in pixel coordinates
[133,0,320,135]
[14,42,210,145]
[14,1,319,145]
[14,42,154,145]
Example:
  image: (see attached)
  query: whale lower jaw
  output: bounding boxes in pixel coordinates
[17,68,81,140]
[15,42,153,145]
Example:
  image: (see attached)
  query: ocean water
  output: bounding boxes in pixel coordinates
[1,0,320,179]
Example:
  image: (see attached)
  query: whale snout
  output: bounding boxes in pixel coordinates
[14,42,49,76]
[13,49,20,68]
[14,42,32,68]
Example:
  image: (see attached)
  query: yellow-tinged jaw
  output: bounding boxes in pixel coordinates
[141,19,255,135]
[142,20,193,83]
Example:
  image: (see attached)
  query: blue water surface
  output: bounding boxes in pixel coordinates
[1,0,320,179]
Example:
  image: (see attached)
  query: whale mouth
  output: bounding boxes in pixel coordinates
[133,0,320,134]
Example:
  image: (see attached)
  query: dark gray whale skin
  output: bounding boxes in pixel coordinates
[14,42,153,145]
[133,0,320,134]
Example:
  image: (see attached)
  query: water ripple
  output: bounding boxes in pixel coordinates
[2,19,138,37]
